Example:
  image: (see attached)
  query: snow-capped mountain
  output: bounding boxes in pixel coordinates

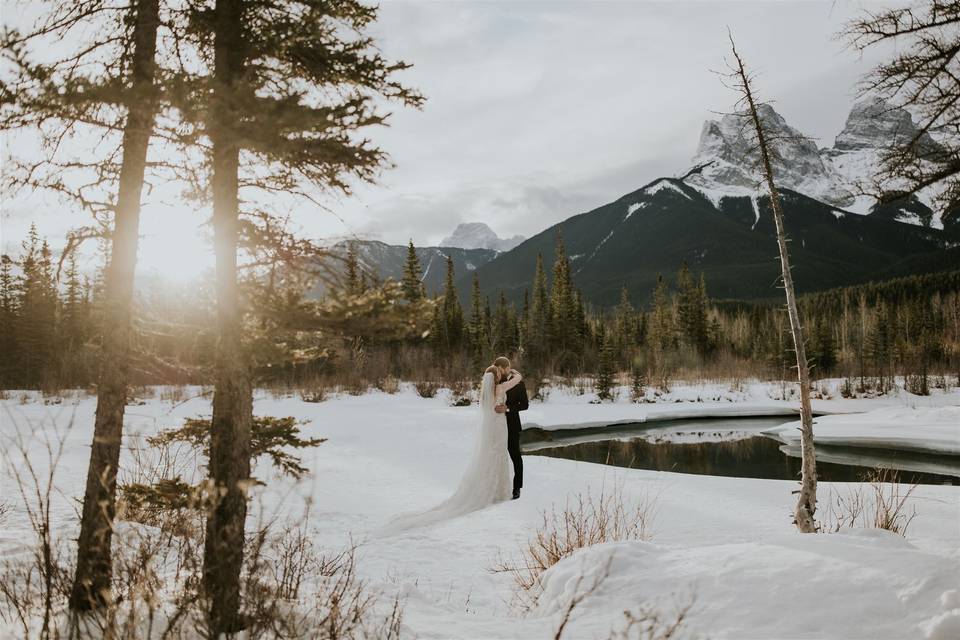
[308,240,497,299]
[688,103,856,208]
[441,222,524,252]
[466,176,957,308]
[686,98,947,228]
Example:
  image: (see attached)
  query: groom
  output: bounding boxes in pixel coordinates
[494,357,527,500]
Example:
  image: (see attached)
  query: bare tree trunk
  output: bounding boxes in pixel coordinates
[728,37,818,533]
[69,0,161,611]
[202,0,253,634]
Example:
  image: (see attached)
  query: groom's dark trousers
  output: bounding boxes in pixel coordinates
[504,380,528,492]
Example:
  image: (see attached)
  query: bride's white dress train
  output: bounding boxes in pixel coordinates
[379,371,511,534]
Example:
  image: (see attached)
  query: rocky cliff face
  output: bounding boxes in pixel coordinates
[833,97,939,152]
[685,98,945,228]
[440,222,524,252]
[687,103,856,208]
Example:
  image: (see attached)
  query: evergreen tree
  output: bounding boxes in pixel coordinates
[17,228,57,388]
[810,317,838,380]
[174,1,423,630]
[614,284,635,362]
[0,254,18,385]
[630,365,647,403]
[401,240,424,302]
[868,301,894,391]
[649,274,673,353]
[595,335,615,401]
[676,263,708,354]
[435,255,464,351]
[493,290,511,353]
[3,0,167,607]
[344,242,361,296]
[528,254,549,361]
[519,288,530,354]
[549,232,579,357]
[469,273,487,358]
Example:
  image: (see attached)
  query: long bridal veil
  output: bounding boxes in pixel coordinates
[378,371,511,535]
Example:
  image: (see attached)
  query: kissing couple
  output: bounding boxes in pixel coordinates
[379,357,529,534]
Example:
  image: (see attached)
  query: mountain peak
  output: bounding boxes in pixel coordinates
[686,104,855,207]
[441,222,524,252]
[834,96,938,152]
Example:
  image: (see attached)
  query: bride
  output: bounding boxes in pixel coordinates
[380,360,523,534]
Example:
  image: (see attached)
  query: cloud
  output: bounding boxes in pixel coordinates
[5,0,896,259]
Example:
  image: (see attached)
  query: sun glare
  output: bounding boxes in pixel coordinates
[137,204,213,284]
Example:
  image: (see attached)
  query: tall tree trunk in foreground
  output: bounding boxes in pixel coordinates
[728,36,818,533]
[69,0,161,610]
[202,0,253,634]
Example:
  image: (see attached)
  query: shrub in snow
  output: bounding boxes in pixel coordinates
[414,380,440,398]
[822,468,918,535]
[492,483,655,608]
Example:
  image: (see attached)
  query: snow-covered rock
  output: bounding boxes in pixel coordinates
[687,103,856,208]
[833,97,940,152]
[440,222,524,252]
[686,98,948,228]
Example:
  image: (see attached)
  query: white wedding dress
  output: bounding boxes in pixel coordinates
[379,371,511,535]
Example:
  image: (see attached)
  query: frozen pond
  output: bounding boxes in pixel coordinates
[524,416,960,485]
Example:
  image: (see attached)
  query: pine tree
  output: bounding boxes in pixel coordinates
[345,242,361,296]
[0,254,18,385]
[595,335,615,401]
[493,290,511,353]
[401,240,424,302]
[614,285,635,363]
[549,232,579,358]
[630,364,647,403]
[519,288,530,354]
[469,273,487,358]
[17,228,58,388]
[676,263,708,354]
[176,2,423,630]
[649,274,673,353]
[808,318,837,381]
[529,254,549,361]
[867,301,892,391]
[4,0,167,607]
[435,255,464,351]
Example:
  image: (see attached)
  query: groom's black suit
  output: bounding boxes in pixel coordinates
[504,378,527,492]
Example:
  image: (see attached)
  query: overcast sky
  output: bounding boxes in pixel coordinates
[1,0,897,278]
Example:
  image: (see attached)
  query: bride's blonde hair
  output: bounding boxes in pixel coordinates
[484,365,500,382]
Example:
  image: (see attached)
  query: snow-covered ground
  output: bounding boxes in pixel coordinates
[765,405,960,456]
[1,381,958,639]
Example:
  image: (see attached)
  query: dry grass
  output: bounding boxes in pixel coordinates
[609,594,698,640]
[493,482,656,608]
[822,468,919,536]
[413,380,440,398]
[0,412,401,639]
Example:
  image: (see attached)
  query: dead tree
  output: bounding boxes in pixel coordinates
[726,35,818,533]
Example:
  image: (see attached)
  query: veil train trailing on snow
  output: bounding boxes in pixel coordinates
[376,371,511,536]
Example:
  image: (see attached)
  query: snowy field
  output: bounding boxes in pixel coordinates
[1,380,959,639]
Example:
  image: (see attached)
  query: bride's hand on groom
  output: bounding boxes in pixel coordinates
[494,404,507,413]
